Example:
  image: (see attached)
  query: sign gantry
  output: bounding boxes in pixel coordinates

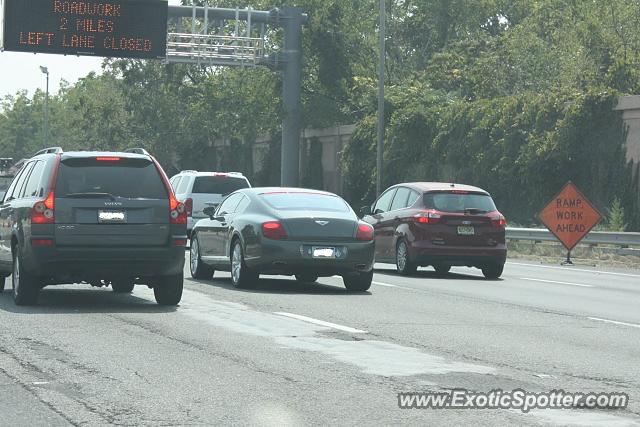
[0,1,308,187]
[166,6,268,67]
[165,5,308,187]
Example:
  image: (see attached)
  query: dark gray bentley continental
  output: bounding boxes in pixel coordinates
[189,188,375,291]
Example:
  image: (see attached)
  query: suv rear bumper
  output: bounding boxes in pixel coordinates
[24,245,185,280]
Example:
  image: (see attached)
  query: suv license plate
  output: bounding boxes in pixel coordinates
[99,210,126,223]
[457,226,475,235]
[313,247,335,258]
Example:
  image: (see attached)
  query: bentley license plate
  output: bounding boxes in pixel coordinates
[313,247,335,258]
[457,226,475,235]
[98,210,126,223]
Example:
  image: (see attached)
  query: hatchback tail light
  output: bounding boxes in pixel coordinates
[262,221,287,240]
[414,210,441,224]
[492,214,507,228]
[169,195,187,224]
[356,222,374,241]
[184,198,193,217]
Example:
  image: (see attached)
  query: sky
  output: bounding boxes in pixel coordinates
[0,52,104,99]
[0,0,182,100]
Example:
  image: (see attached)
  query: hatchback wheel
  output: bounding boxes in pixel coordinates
[482,263,504,280]
[112,279,135,293]
[396,240,417,276]
[190,234,214,280]
[13,251,40,306]
[295,274,318,284]
[343,270,373,292]
[153,274,183,305]
[231,240,257,289]
[433,264,451,275]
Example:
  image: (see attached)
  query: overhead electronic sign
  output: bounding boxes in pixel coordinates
[1,0,168,59]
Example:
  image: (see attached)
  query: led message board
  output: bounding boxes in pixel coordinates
[1,0,168,59]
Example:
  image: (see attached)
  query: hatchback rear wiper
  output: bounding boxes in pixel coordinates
[64,192,117,201]
[463,208,487,215]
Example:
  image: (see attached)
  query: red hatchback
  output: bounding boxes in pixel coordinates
[361,183,507,279]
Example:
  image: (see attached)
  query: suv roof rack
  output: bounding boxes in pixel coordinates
[125,148,150,155]
[180,170,198,174]
[33,147,63,156]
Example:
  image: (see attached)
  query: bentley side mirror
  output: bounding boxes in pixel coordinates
[203,206,216,219]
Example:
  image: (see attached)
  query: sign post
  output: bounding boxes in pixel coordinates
[538,182,603,265]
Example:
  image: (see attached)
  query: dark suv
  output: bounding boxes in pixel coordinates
[362,182,507,279]
[0,148,187,305]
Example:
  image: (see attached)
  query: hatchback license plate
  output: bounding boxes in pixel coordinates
[313,247,335,258]
[457,226,475,235]
[99,210,126,223]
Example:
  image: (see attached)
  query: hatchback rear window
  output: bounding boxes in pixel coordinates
[261,193,349,212]
[192,176,249,195]
[56,158,168,199]
[424,192,497,213]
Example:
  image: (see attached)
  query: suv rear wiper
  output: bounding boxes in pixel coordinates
[64,192,117,201]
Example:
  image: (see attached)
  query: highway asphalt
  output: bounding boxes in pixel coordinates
[0,255,638,426]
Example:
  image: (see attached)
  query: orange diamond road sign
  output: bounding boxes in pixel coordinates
[539,182,603,251]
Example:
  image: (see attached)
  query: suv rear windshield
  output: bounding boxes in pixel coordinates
[56,158,168,199]
[192,176,249,195]
[424,192,497,213]
[261,193,349,212]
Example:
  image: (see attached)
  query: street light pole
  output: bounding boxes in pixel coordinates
[40,66,49,149]
[376,0,386,197]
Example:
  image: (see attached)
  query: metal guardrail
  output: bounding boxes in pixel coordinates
[506,228,640,247]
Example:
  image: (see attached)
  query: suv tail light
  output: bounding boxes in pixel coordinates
[169,195,187,224]
[356,222,374,241]
[414,210,441,224]
[32,155,60,225]
[262,221,287,240]
[184,198,193,217]
[151,157,187,225]
[492,214,507,228]
[32,192,55,224]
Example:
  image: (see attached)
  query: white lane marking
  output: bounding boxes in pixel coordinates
[372,280,415,291]
[372,281,398,288]
[507,262,640,278]
[274,312,368,334]
[588,317,640,329]
[178,289,494,377]
[520,278,594,288]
